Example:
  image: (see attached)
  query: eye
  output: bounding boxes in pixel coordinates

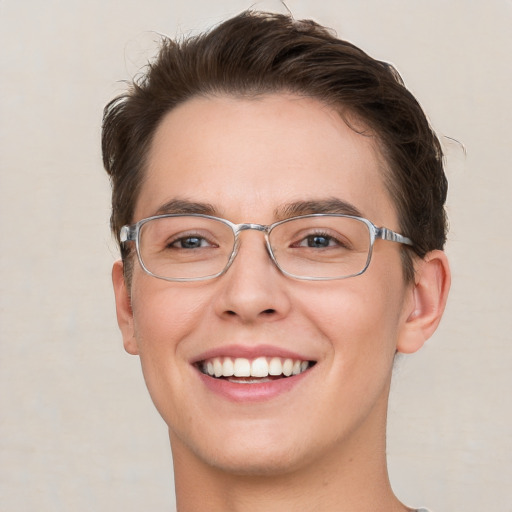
[168,235,214,249]
[294,232,348,249]
[303,234,334,248]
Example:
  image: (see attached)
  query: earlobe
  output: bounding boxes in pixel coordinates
[112,260,139,355]
[397,250,451,354]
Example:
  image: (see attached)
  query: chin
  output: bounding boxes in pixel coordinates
[172,424,318,477]
[201,446,310,477]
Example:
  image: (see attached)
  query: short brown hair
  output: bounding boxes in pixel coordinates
[102,10,447,281]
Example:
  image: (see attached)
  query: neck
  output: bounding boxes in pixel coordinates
[170,393,409,512]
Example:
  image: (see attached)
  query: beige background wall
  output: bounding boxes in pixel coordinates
[1,1,510,510]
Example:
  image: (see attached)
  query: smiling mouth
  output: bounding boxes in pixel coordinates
[196,356,316,383]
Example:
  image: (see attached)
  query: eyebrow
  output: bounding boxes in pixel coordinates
[151,197,364,221]
[275,198,364,220]
[153,199,220,217]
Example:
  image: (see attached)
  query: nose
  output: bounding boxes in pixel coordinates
[213,230,292,323]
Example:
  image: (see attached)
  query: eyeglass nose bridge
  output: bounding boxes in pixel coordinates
[235,222,269,233]
[223,222,277,275]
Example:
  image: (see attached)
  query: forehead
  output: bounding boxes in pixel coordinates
[136,94,396,226]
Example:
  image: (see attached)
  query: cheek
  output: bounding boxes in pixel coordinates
[131,279,210,353]
[129,279,209,375]
[293,272,404,373]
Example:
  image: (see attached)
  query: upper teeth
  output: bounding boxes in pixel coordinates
[200,357,310,378]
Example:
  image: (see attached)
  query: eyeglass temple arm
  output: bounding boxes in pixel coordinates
[376,227,413,246]
[119,225,137,243]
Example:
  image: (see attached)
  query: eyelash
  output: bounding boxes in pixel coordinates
[166,233,216,249]
[291,230,351,249]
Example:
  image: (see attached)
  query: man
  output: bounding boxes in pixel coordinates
[102,11,450,512]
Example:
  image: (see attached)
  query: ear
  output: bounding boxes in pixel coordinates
[397,250,451,354]
[112,260,139,355]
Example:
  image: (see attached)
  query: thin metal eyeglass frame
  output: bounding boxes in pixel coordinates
[119,213,414,282]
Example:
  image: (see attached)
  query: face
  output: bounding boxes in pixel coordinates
[114,94,420,476]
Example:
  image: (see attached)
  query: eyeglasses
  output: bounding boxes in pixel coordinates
[120,213,413,282]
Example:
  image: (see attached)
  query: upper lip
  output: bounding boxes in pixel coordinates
[190,344,316,364]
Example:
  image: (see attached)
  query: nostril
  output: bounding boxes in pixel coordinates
[225,309,276,316]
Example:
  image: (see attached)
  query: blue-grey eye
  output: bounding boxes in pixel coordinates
[306,235,332,248]
[172,236,207,249]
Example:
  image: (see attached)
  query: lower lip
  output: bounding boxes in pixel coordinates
[197,369,311,402]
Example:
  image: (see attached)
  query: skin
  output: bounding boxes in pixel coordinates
[112,94,450,512]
